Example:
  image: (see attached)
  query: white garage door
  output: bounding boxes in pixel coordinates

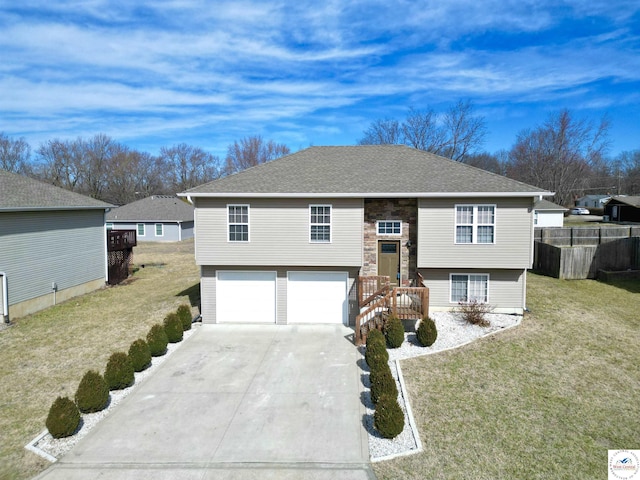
[287,272,348,324]
[216,271,276,323]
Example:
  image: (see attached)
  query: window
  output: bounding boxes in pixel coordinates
[377,220,401,235]
[455,205,495,244]
[450,274,489,303]
[137,223,145,236]
[106,223,113,230]
[228,205,249,242]
[310,205,331,242]
[155,223,163,236]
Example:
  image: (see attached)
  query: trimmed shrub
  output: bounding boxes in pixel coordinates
[370,364,398,405]
[46,396,80,439]
[147,323,168,357]
[163,313,183,343]
[385,315,405,348]
[176,304,192,331]
[128,338,152,372]
[366,328,385,349]
[104,352,135,391]
[75,370,109,413]
[374,393,405,439]
[416,316,438,347]
[457,300,492,327]
[365,340,389,372]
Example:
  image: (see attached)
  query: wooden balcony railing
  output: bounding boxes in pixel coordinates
[108,229,137,251]
[355,275,429,345]
[357,275,390,308]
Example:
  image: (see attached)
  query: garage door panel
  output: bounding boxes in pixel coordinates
[287,272,347,324]
[217,271,276,323]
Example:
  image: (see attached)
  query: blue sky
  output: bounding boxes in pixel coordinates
[1,1,639,159]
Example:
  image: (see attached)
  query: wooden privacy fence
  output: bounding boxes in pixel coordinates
[107,229,137,285]
[535,226,640,247]
[534,237,640,279]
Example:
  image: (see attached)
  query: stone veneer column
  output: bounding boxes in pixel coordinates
[363,198,418,285]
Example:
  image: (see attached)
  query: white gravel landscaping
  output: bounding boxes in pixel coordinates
[361,311,522,462]
[26,326,197,461]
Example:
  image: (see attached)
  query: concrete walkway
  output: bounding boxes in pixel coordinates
[35,324,374,479]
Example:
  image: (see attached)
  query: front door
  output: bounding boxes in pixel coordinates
[378,240,400,287]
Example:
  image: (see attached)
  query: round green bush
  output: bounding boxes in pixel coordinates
[374,393,405,439]
[370,364,398,405]
[147,323,168,357]
[176,304,192,331]
[163,313,183,343]
[385,315,405,348]
[417,316,438,347]
[104,352,135,391]
[366,328,385,349]
[75,370,109,413]
[128,338,152,372]
[46,396,80,439]
[365,340,389,371]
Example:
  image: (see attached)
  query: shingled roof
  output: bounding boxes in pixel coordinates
[107,195,194,222]
[183,145,550,198]
[0,169,112,211]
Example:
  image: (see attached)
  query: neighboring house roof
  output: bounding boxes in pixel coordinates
[534,199,568,211]
[0,169,112,211]
[106,195,194,222]
[183,145,552,198]
[606,196,640,208]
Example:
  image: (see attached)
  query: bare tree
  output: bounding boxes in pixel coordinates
[35,138,84,190]
[160,143,221,192]
[225,135,290,175]
[83,133,115,199]
[357,101,486,162]
[464,151,506,175]
[613,150,640,195]
[359,118,403,145]
[506,110,610,206]
[0,133,31,174]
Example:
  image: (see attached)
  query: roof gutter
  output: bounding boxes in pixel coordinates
[0,206,112,212]
[178,191,555,199]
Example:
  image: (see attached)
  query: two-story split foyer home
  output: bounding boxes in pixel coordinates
[181,145,551,327]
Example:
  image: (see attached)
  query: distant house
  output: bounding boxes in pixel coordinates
[534,199,567,227]
[575,195,611,209]
[0,170,112,322]
[182,145,551,326]
[604,196,640,223]
[106,195,194,242]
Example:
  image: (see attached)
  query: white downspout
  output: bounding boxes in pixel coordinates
[1,272,9,323]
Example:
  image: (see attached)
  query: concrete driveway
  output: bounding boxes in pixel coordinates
[35,324,374,479]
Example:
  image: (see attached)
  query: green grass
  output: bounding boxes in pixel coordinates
[373,272,640,480]
[0,240,199,480]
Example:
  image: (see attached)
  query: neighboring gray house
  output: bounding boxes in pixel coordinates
[534,199,567,227]
[106,195,194,242]
[576,194,610,209]
[0,170,112,322]
[181,146,551,326]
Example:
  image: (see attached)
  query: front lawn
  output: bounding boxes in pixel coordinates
[0,240,199,480]
[373,272,640,480]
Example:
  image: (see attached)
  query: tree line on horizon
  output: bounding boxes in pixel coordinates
[1,103,639,207]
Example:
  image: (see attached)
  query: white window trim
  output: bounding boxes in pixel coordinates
[106,223,113,230]
[309,204,332,243]
[137,223,145,236]
[449,273,490,304]
[227,204,250,242]
[454,204,496,244]
[376,220,402,236]
[155,223,164,237]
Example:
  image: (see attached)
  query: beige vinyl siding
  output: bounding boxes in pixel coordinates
[419,268,526,314]
[194,197,363,267]
[199,265,358,324]
[417,197,534,269]
[0,210,106,306]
